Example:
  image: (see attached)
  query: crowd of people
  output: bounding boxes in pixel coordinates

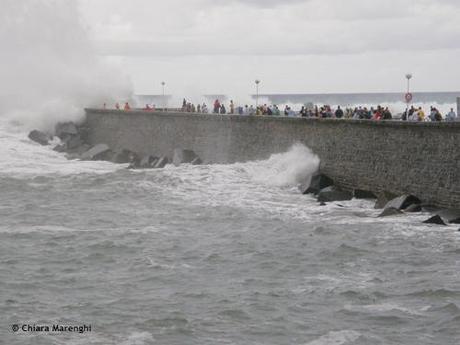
[105,99,458,122]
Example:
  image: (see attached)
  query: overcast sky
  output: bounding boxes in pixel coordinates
[77,0,460,96]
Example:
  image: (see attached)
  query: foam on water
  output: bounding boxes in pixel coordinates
[0,119,122,177]
[305,330,361,345]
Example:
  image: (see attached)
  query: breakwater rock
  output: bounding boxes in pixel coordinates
[28,121,202,171]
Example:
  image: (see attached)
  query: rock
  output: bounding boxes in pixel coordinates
[172,149,199,166]
[374,191,398,209]
[153,156,169,168]
[81,144,111,160]
[191,157,203,165]
[65,144,91,159]
[317,186,353,203]
[353,189,377,199]
[378,207,403,217]
[113,149,140,164]
[64,135,83,151]
[404,204,422,213]
[299,173,334,195]
[28,130,50,145]
[319,202,327,206]
[383,195,421,211]
[423,215,447,226]
[53,144,67,152]
[55,122,78,139]
[435,209,460,224]
[139,155,158,168]
[421,204,442,213]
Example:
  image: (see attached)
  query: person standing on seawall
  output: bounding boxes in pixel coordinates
[229,100,235,114]
[124,102,131,111]
[213,99,220,114]
[446,108,457,121]
[335,106,344,119]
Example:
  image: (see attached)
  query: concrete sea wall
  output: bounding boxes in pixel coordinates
[85,109,460,208]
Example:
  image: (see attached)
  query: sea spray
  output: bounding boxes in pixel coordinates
[0,0,132,132]
[242,143,320,187]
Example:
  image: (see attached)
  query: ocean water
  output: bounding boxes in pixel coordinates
[1,120,460,345]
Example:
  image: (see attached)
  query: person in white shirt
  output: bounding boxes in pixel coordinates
[446,108,457,122]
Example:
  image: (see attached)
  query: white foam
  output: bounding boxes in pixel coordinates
[0,120,122,177]
[305,330,361,345]
[120,331,155,345]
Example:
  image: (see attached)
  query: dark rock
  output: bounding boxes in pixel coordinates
[404,204,422,213]
[378,207,403,217]
[172,149,199,166]
[28,130,50,145]
[153,156,169,168]
[353,189,377,199]
[299,173,334,195]
[436,209,460,224]
[81,144,111,161]
[55,122,78,139]
[423,215,447,226]
[317,186,352,202]
[421,204,442,213]
[374,191,398,209]
[191,157,203,165]
[383,195,421,211]
[53,144,67,152]
[113,149,140,164]
[139,155,158,168]
[65,144,91,159]
[64,135,83,151]
[319,202,327,206]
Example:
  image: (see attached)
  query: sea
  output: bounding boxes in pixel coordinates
[1,92,460,345]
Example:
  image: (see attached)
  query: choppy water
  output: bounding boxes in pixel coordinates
[1,123,460,345]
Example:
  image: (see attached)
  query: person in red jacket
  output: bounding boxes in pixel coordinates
[124,102,131,111]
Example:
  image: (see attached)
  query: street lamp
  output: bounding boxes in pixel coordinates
[405,73,413,120]
[161,81,166,111]
[255,79,260,109]
[406,73,412,93]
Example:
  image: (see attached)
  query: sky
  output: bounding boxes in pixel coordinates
[75,0,460,96]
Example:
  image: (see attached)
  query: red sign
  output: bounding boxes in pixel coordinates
[405,93,413,103]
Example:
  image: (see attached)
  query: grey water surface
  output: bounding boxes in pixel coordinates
[1,158,459,345]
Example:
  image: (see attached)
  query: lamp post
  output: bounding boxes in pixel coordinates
[405,73,412,120]
[161,81,166,111]
[255,79,260,109]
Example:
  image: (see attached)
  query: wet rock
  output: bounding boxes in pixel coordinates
[404,204,422,213]
[423,215,447,226]
[374,191,398,209]
[64,135,83,151]
[153,156,169,168]
[353,189,377,199]
[81,144,111,161]
[113,149,139,164]
[55,122,78,139]
[28,130,50,145]
[139,155,158,168]
[421,204,442,213]
[53,144,67,152]
[65,144,92,160]
[317,186,352,203]
[191,157,203,165]
[299,173,334,195]
[378,207,403,217]
[383,195,421,211]
[172,149,199,166]
[435,209,460,224]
